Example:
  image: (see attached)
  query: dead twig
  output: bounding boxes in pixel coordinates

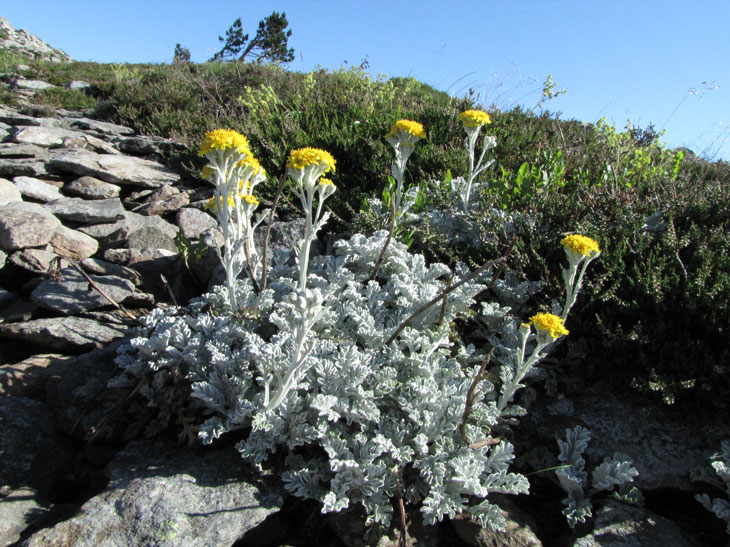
[58,258,143,324]
[394,466,409,547]
[368,197,397,282]
[459,347,494,445]
[160,274,179,307]
[385,256,505,346]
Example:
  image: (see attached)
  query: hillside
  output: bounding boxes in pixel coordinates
[1,16,730,546]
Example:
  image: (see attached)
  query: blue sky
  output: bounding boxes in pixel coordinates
[5,1,729,160]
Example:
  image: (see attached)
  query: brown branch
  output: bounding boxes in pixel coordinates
[61,258,142,324]
[385,256,505,346]
[242,238,261,293]
[459,347,494,445]
[437,275,453,327]
[259,171,288,293]
[487,235,519,292]
[368,196,397,282]
[394,466,409,547]
[160,274,179,307]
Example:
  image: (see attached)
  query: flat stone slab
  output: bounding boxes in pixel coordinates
[49,224,99,260]
[0,397,68,497]
[177,207,217,240]
[0,316,129,352]
[22,440,284,547]
[8,248,65,275]
[31,266,135,314]
[0,206,58,251]
[46,196,125,223]
[64,175,121,200]
[48,149,180,188]
[12,125,91,148]
[12,175,62,202]
[68,117,134,136]
[0,177,22,205]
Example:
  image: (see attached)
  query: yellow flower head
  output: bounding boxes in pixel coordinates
[527,313,569,339]
[459,110,491,128]
[201,166,214,180]
[319,177,335,187]
[199,129,251,156]
[206,195,236,212]
[242,194,259,205]
[287,147,336,173]
[561,234,601,257]
[237,155,266,177]
[385,119,426,141]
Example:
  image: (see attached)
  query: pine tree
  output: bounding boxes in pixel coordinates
[209,12,294,64]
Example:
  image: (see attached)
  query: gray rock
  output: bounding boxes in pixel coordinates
[77,221,128,248]
[43,342,128,441]
[177,207,217,240]
[573,500,699,546]
[0,106,43,127]
[0,315,129,352]
[0,288,15,308]
[68,117,134,136]
[0,487,53,546]
[0,206,58,250]
[127,225,178,257]
[125,209,179,238]
[81,257,144,286]
[12,175,62,201]
[0,158,52,178]
[4,200,61,224]
[0,353,70,399]
[0,16,73,62]
[12,125,90,148]
[0,142,51,158]
[137,187,190,216]
[49,224,99,260]
[0,397,68,497]
[8,247,65,275]
[0,176,22,204]
[12,79,55,92]
[64,175,121,199]
[31,266,135,314]
[49,148,179,188]
[103,248,130,264]
[111,134,187,155]
[522,389,730,493]
[22,440,284,547]
[65,80,90,90]
[0,299,37,324]
[451,496,542,547]
[46,196,125,223]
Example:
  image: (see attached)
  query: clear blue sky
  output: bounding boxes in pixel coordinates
[5,1,729,160]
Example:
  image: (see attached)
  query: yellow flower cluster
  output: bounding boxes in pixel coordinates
[319,177,335,188]
[561,234,601,256]
[199,129,251,156]
[237,155,266,177]
[385,119,426,140]
[206,193,259,212]
[527,313,569,339]
[287,147,336,173]
[458,110,491,128]
[206,195,236,212]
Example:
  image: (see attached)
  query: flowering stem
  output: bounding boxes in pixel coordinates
[497,333,549,413]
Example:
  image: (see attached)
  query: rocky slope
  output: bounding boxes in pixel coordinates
[0,17,72,63]
[0,20,728,546]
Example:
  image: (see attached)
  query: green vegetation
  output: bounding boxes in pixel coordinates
[10,57,730,414]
